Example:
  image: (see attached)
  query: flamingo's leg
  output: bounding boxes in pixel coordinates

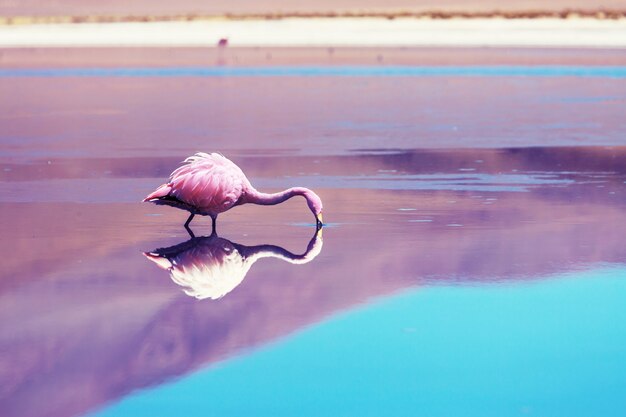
[211,215,217,236]
[184,213,195,237]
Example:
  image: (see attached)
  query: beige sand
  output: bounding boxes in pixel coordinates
[1,18,625,48]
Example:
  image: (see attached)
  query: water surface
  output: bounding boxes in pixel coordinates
[1,65,626,417]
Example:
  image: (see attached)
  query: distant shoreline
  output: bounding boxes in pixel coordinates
[2,9,626,25]
[1,18,625,48]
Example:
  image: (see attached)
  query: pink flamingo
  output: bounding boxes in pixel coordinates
[143,152,323,233]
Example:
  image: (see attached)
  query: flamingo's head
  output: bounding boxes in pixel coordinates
[304,190,324,228]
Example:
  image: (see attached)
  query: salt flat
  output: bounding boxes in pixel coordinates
[1,17,626,48]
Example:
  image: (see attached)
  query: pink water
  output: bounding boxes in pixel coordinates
[1,51,626,417]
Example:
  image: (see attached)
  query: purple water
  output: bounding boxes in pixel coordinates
[1,59,626,417]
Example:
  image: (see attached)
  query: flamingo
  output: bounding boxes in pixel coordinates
[144,228,323,300]
[143,152,323,233]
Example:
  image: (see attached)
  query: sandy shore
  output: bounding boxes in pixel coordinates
[1,18,625,48]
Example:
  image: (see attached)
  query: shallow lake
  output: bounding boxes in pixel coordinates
[1,64,626,417]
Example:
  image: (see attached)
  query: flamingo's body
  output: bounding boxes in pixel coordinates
[143,153,323,232]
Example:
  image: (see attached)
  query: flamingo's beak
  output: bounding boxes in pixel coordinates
[316,213,324,229]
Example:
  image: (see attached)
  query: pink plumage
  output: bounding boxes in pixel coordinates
[144,152,324,233]
[142,183,172,202]
[166,152,247,215]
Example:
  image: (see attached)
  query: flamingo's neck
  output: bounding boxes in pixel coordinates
[245,187,312,206]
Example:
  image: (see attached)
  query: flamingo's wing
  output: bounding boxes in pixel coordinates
[168,153,247,213]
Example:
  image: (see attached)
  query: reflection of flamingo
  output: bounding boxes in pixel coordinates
[143,153,323,234]
[144,228,323,300]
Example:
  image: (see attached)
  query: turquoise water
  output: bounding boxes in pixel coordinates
[92,266,626,417]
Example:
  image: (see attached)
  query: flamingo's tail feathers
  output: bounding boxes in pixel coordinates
[142,184,172,202]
